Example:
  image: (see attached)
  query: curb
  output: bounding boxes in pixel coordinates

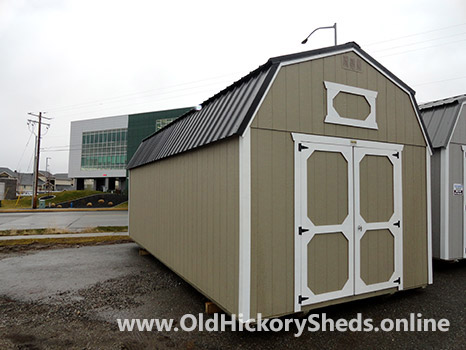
[0,208,128,213]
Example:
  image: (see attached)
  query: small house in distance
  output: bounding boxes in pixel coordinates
[127,42,432,320]
[420,94,466,261]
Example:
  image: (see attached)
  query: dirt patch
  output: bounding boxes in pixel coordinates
[0,239,131,256]
[0,226,128,236]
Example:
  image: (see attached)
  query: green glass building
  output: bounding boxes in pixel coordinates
[68,107,192,191]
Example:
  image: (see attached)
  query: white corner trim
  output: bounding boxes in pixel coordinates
[426,148,433,284]
[440,146,450,260]
[238,129,251,321]
[324,81,378,130]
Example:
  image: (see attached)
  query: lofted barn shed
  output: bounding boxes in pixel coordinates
[127,42,432,320]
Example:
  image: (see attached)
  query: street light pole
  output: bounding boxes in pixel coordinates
[301,23,337,46]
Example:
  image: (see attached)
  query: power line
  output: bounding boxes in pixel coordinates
[46,71,245,113]
[15,131,34,172]
[412,75,466,87]
[371,31,466,53]
[378,38,466,58]
[52,83,224,120]
[364,22,466,46]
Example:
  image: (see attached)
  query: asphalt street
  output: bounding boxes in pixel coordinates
[0,211,128,230]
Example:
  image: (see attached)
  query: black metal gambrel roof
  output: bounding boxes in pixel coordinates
[128,42,427,170]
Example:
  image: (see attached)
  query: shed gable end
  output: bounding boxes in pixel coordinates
[251,51,426,147]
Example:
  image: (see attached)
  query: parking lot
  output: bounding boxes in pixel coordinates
[0,242,464,349]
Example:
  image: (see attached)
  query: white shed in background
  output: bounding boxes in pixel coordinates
[420,94,466,261]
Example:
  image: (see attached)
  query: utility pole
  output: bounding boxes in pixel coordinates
[28,112,51,208]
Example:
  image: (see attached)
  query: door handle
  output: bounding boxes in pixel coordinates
[357,225,363,231]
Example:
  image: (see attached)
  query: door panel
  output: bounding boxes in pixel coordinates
[307,151,348,226]
[307,232,349,295]
[354,148,403,294]
[298,143,354,306]
[359,155,394,223]
[359,229,395,285]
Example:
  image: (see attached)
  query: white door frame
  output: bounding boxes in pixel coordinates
[292,133,404,312]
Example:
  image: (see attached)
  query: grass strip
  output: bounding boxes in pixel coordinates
[0,226,128,236]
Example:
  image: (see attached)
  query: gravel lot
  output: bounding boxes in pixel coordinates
[0,242,464,349]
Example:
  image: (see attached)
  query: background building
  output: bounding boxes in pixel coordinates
[68,107,192,191]
[0,167,71,195]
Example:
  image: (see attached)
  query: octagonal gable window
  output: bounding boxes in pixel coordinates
[324,81,378,129]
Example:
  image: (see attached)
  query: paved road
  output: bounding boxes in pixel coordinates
[0,211,128,230]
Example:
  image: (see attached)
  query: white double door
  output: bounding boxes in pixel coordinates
[295,136,403,307]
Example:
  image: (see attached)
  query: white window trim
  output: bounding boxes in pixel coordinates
[324,81,378,130]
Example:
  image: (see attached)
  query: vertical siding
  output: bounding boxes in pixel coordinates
[250,130,428,317]
[431,150,441,258]
[448,144,464,259]
[402,145,428,288]
[250,128,294,317]
[250,52,428,317]
[129,138,239,314]
[252,51,426,147]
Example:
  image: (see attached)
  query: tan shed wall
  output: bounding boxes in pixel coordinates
[129,138,240,314]
[250,52,428,318]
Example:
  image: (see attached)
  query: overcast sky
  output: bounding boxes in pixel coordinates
[1,0,465,173]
